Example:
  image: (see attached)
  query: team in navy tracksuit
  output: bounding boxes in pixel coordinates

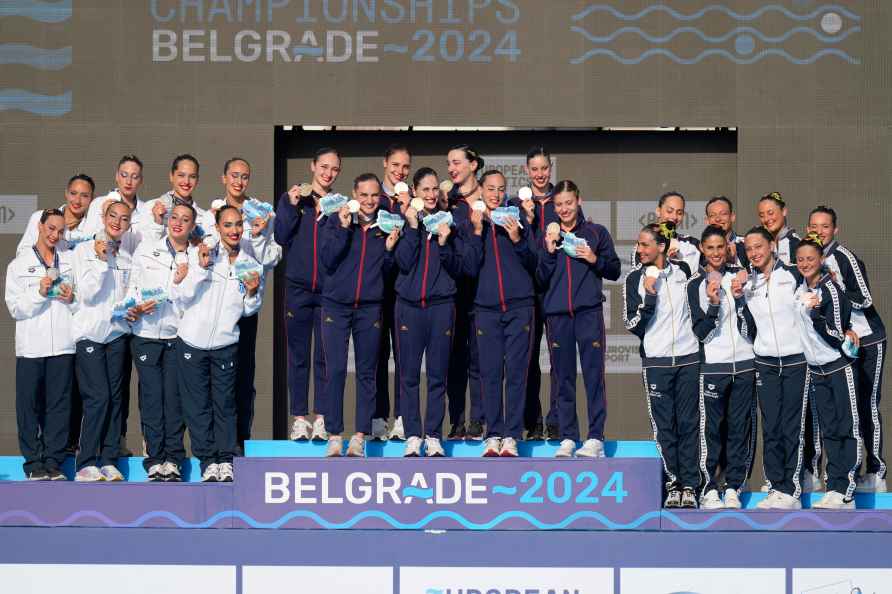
[686,226,756,508]
[536,181,621,456]
[275,188,329,440]
[624,222,700,508]
[445,180,485,438]
[319,174,400,456]
[520,183,559,439]
[812,207,886,491]
[374,189,404,437]
[792,236,861,508]
[463,171,538,456]
[757,192,800,266]
[394,178,481,453]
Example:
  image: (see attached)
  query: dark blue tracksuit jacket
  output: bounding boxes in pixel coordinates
[536,220,621,441]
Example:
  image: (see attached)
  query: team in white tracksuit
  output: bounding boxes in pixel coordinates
[125,202,198,482]
[791,236,860,509]
[624,222,700,508]
[686,225,757,509]
[736,227,810,509]
[6,209,76,480]
[174,205,263,482]
[69,201,140,481]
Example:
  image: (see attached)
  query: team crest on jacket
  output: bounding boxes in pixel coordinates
[85,346,94,354]
[139,354,147,362]
[592,341,601,348]
[184,352,192,360]
[28,267,36,273]
[400,325,409,331]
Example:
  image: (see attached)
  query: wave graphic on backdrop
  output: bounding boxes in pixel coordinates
[0,89,72,116]
[571,4,861,23]
[0,43,71,70]
[0,0,71,23]
[569,3,862,65]
[2,507,892,531]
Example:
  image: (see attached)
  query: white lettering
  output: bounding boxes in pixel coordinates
[293,471,317,504]
[376,472,401,504]
[264,472,289,504]
[234,29,261,61]
[326,30,352,62]
[435,473,462,504]
[466,472,488,504]
[321,472,344,504]
[346,472,372,504]
[182,29,206,62]
[152,30,178,62]
[356,30,378,62]
[209,30,232,62]
[266,30,291,62]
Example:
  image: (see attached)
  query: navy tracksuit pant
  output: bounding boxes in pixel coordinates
[374,289,401,421]
[526,298,559,433]
[131,337,185,470]
[755,360,808,498]
[446,284,483,428]
[321,303,382,435]
[176,338,238,471]
[643,362,700,490]
[75,335,128,470]
[395,300,455,439]
[545,307,607,442]
[857,340,886,478]
[475,306,535,440]
[235,313,258,446]
[698,369,755,494]
[286,287,327,418]
[16,354,73,474]
[809,363,862,499]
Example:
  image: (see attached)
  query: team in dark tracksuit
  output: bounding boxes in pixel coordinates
[737,257,810,508]
[524,185,559,439]
[465,204,538,454]
[823,239,887,487]
[625,255,700,507]
[687,264,756,506]
[393,209,481,447]
[536,218,621,450]
[274,190,329,439]
[319,206,397,444]
[446,192,484,437]
[793,268,861,507]
[374,191,403,437]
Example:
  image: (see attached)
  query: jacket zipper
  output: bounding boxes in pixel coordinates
[354,227,368,308]
[421,238,431,308]
[565,254,574,317]
[666,268,677,362]
[491,228,507,312]
[311,218,318,291]
[766,273,783,369]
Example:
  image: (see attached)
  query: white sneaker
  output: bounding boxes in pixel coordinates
[760,479,772,493]
[499,437,519,457]
[769,491,802,510]
[216,462,234,482]
[311,417,329,441]
[161,461,181,482]
[756,490,784,510]
[403,436,423,457]
[201,463,220,482]
[424,436,445,457]
[801,470,823,493]
[700,489,724,510]
[856,472,888,493]
[289,416,312,441]
[389,416,406,441]
[100,465,124,482]
[555,439,576,458]
[325,436,343,457]
[812,490,855,510]
[75,466,104,482]
[147,463,164,482]
[575,438,605,458]
[371,418,388,441]
[482,437,501,457]
[346,434,366,457]
[723,488,742,509]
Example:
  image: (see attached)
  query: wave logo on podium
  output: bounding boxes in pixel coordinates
[0,0,73,117]
[569,3,861,65]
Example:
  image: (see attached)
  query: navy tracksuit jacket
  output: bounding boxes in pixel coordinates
[466,217,538,440]
[536,220,621,442]
[275,192,328,420]
[375,193,402,422]
[319,213,395,435]
[445,197,483,428]
[393,219,482,439]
